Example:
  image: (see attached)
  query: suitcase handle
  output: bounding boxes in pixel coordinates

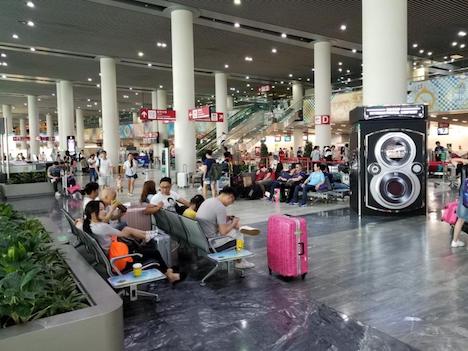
[298,242,305,255]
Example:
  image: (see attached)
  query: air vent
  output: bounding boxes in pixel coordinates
[114,0,166,12]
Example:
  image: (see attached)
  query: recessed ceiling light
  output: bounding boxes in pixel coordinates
[427,51,432,56]
[452,41,458,46]
[224,64,229,68]
[271,48,277,53]
[1,74,6,79]
[87,98,91,102]
[245,76,250,79]
[463,121,467,124]
[246,83,250,87]
[306,78,310,82]
[280,81,284,84]
[338,62,343,66]
[458,31,467,37]
[135,92,139,96]
[26,20,34,27]
[26,1,35,8]
[352,48,357,53]
[12,34,19,39]
[30,47,35,51]
[123,95,129,99]
[96,84,100,88]
[442,117,448,120]
[419,49,424,54]
[338,68,342,72]
[340,24,347,31]
[159,85,163,89]
[452,119,459,122]
[2,62,8,66]
[87,77,92,81]
[281,33,287,38]
[444,56,448,59]
[412,43,418,48]
[244,56,253,61]
[288,74,293,77]
[129,87,133,90]
[413,62,417,66]
[138,51,144,57]
[234,0,241,5]
[346,69,350,73]
[1,53,6,58]
[147,63,152,67]
[460,44,466,49]
[234,22,240,28]
[94,102,98,106]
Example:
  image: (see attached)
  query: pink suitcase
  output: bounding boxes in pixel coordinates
[441,201,458,225]
[267,214,308,279]
[122,207,152,231]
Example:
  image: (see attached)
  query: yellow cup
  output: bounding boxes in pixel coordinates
[133,263,142,277]
[236,239,244,251]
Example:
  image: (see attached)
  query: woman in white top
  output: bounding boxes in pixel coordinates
[82,200,184,284]
[123,153,138,196]
[81,182,100,211]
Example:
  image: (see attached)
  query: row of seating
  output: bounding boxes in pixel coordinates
[153,209,254,286]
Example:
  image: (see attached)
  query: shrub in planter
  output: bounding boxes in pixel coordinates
[8,172,47,184]
[304,142,313,158]
[0,204,88,328]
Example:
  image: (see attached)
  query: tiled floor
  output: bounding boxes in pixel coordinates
[6,170,468,351]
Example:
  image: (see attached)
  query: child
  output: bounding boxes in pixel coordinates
[182,195,205,219]
[116,174,123,193]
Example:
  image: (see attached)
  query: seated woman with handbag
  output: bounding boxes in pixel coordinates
[83,200,185,285]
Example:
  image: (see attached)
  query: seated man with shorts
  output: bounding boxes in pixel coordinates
[196,186,259,269]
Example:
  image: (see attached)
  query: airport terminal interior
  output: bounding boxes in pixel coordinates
[0,1,468,350]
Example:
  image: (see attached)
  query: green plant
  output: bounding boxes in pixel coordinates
[8,172,47,184]
[260,142,269,158]
[0,204,88,328]
[304,142,313,158]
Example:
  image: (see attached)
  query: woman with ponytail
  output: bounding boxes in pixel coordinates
[83,200,184,285]
[123,153,138,196]
[81,182,100,210]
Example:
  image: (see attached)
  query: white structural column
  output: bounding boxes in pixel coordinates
[292,81,304,111]
[59,80,75,151]
[27,95,39,158]
[171,8,196,173]
[19,118,27,150]
[56,82,63,151]
[46,113,53,148]
[2,104,13,135]
[100,57,120,165]
[226,96,233,112]
[157,89,168,143]
[362,0,407,105]
[313,41,332,148]
[75,108,84,150]
[293,129,303,155]
[215,72,228,144]
[151,90,160,158]
[132,111,139,124]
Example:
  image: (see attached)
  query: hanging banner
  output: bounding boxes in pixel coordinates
[140,108,176,122]
[189,105,211,121]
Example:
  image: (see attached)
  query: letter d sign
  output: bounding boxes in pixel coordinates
[315,115,331,125]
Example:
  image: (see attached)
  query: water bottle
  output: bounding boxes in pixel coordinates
[274,188,280,202]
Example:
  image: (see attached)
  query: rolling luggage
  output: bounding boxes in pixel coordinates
[177,164,189,188]
[122,207,152,231]
[267,214,308,279]
[441,201,458,225]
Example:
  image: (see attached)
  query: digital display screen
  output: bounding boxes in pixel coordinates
[437,128,449,135]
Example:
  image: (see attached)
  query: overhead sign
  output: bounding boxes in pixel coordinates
[258,85,271,93]
[438,122,449,129]
[315,115,331,125]
[140,108,176,122]
[189,105,211,121]
[211,112,224,122]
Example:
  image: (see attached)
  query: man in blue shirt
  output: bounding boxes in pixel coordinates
[290,163,326,207]
[268,165,294,201]
[285,163,308,203]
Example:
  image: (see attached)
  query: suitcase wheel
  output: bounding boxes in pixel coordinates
[301,273,307,280]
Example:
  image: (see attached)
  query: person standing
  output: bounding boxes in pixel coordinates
[123,153,138,196]
[97,150,113,189]
[434,141,445,162]
[88,154,98,183]
[202,150,218,199]
[450,158,468,247]
[311,146,321,163]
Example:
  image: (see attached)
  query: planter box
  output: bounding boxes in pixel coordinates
[0,218,124,351]
[0,182,54,200]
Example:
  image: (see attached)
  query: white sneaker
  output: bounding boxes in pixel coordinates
[451,240,465,248]
[55,192,61,198]
[235,259,255,269]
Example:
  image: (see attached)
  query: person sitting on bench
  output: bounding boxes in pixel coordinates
[82,200,185,285]
[289,163,326,207]
[196,186,259,269]
[145,177,190,215]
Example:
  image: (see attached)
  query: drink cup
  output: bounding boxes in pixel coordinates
[133,263,142,277]
[236,239,244,251]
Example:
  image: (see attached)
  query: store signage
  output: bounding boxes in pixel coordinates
[258,85,271,93]
[13,136,30,141]
[284,135,291,142]
[211,112,224,122]
[140,108,176,122]
[315,115,331,125]
[438,122,449,128]
[144,132,159,139]
[275,135,281,142]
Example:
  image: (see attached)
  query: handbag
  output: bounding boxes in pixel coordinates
[108,236,133,272]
